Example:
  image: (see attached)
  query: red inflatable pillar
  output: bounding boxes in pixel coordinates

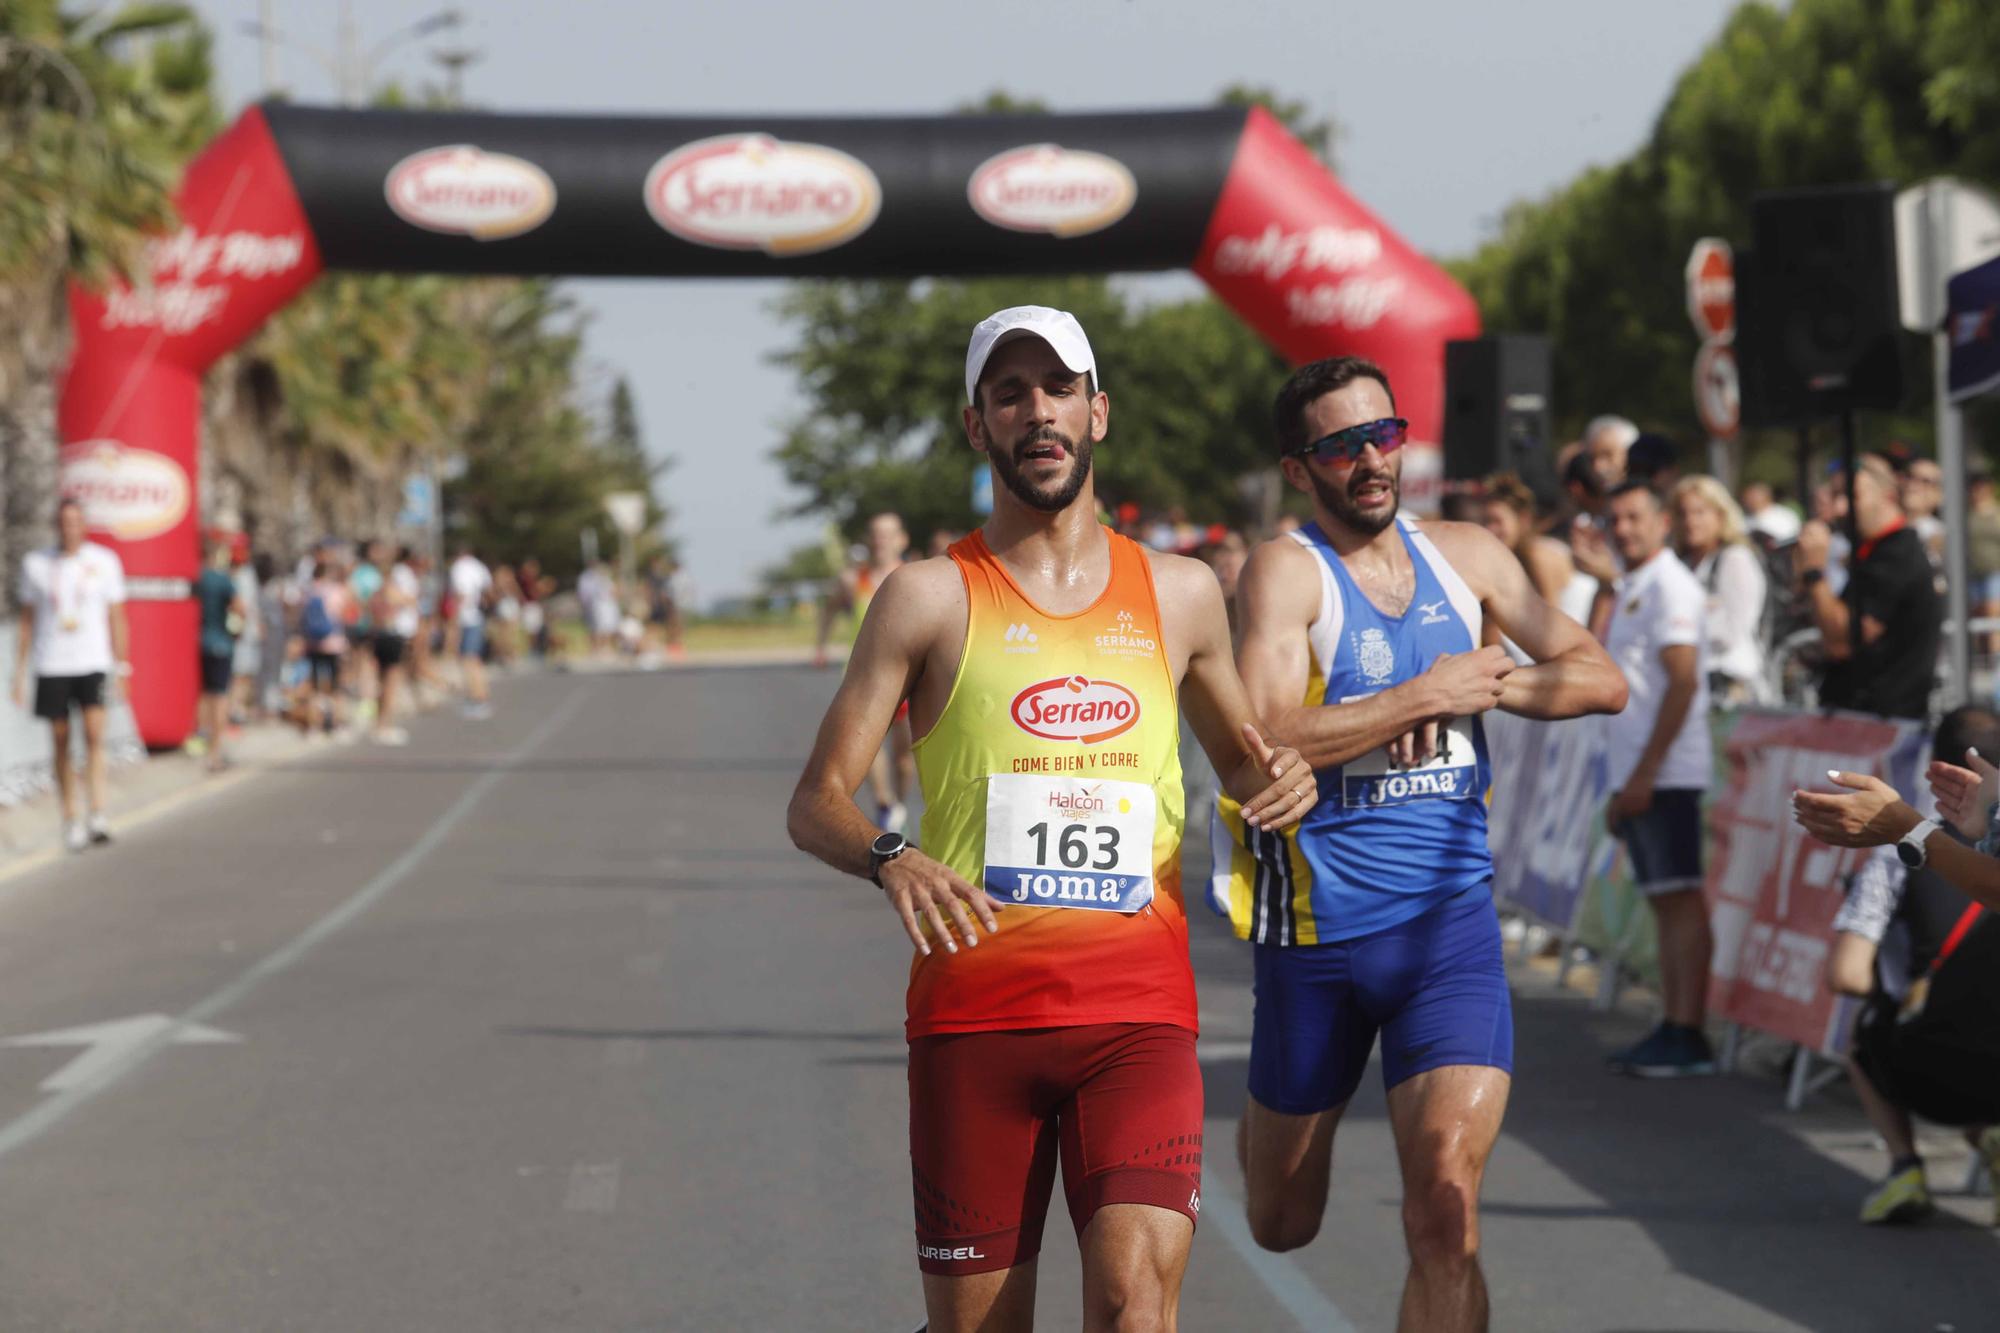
[1195,107,1482,511]
[58,108,323,748]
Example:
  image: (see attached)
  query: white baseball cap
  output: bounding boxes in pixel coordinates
[964,305,1098,405]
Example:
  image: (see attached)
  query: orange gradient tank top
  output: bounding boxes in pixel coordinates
[905,529,1196,1039]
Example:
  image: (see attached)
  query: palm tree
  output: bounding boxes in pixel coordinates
[0,0,216,605]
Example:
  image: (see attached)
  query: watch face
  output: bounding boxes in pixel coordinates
[1897,842,1922,868]
[871,832,906,858]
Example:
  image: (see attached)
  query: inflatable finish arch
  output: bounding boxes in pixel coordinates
[59,103,1479,746]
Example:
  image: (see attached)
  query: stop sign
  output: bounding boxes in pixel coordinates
[1686,238,1735,343]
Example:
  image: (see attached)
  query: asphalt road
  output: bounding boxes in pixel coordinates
[0,666,1992,1331]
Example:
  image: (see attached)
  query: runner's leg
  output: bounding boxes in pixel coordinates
[81,703,109,815]
[910,1032,1058,1333]
[1239,938,1371,1251]
[920,1265,1037,1333]
[1057,1024,1203,1328]
[1239,1098,1344,1251]
[50,714,76,823]
[1385,1064,1508,1333]
[1080,1204,1192,1333]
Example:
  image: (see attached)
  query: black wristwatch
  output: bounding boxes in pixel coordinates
[868,830,910,885]
[1801,567,1825,587]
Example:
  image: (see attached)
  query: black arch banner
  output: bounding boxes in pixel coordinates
[60,102,1479,745]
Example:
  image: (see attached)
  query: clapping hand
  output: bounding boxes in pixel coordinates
[1929,748,1999,841]
[1793,770,1920,848]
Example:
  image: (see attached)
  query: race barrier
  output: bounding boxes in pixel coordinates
[59,102,1480,748]
[1488,706,1929,1071]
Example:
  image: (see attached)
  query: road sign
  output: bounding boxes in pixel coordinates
[398,472,433,529]
[1896,178,2000,332]
[1694,343,1740,439]
[1686,238,1735,344]
[2,1014,240,1094]
[603,491,648,536]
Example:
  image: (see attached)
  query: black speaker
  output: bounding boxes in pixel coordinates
[1744,184,1904,416]
[1734,249,1805,428]
[1442,335,1555,508]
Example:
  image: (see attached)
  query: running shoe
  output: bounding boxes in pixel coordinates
[1858,1164,1932,1225]
[86,813,112,845]
[881,802,909,834]
[372,727,410,747]
[63,821,88,854]
[1605,1023,1669,1073]
[1612,1025,1718,1078]
[1976,1126,2000,1226]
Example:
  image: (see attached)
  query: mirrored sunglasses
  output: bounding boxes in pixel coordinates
[1289,417,1408,464]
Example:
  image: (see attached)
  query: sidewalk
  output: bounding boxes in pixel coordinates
[0,661,536,872]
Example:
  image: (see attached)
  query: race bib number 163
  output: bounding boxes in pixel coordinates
[983,773,1156,914]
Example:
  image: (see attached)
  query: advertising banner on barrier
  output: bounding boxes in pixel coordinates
[1702,710,1928,1053]
[1490,707,1930,1054]
[1485,710,1618,930]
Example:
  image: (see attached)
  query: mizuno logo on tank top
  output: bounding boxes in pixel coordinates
[905,529,1197,1039]
[1213,515,1494,947]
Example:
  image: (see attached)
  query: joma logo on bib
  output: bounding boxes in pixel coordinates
[1010,676,1139,744]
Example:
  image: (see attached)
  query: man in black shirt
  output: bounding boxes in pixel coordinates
[1826,706,2000,1224]
[1795,454,1941,720]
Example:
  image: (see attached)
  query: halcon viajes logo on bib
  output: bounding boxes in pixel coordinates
[385,146,556,240]
[968,144,1137,238]
[58,440,190,542]
[645,134,881,256]
[1010,676,1140,745]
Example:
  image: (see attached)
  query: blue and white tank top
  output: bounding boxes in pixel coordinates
[1212,515,1493,945]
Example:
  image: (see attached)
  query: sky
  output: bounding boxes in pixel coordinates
[190,0,1744,605]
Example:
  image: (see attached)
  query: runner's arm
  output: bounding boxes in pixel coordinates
[1446,523,1626,720]
[1233,539,1470,770]
[786,565,996,953]
[1157,556,1315,830]
[10,601,32,706]
[109,602,130,674]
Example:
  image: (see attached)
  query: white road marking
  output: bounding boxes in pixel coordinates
[564,1160,621,1214]
[1197,1039,1254,1063]
[0,689,588,1163]
[2,1015,240,1093]
[1199,1160,1360,1332]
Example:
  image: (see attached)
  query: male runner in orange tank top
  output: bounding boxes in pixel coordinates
[789,306,1315,1332]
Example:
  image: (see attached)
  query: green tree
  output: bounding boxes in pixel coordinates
[1,1,217,605]
[770,87,1321,543]
[1450,0,2000,469]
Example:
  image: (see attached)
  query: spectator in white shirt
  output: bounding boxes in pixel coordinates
[1593,480,1717,1079]
[9,499,130,853]
[1671,476,1770,707]
[1740,481,1803,547]
[448,544,494,720]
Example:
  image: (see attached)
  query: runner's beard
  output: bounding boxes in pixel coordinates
[989,427,1094,514]
[1310,462,1399,536]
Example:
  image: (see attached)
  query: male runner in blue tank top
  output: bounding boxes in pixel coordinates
[1218,357,1627,1332]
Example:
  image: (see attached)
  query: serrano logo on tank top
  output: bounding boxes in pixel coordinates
[1009,675,1140,744]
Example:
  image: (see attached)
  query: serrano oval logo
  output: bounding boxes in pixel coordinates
[59,440,191,543]
[1011,675,1141,745]
[969,144,1136,238]
[385,146,556,240]
[645,133,881,256]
